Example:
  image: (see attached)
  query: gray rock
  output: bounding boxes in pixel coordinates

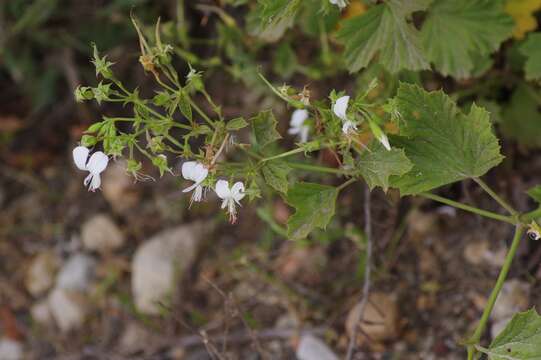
[491,279,530,338]
[296,334,338,360]
[81,214,125,253]
[0,338,22,360]
[56,253,95,291]
[131,223,207,315]
[25,251,59,296]
[30,299,53,326]
[48,288,89,332]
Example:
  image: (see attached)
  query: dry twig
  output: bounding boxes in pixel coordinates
[345,185,373,360]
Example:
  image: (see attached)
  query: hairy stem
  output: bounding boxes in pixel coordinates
[466,225,525,359]
[473,177,518,216]
[418,192,516,225]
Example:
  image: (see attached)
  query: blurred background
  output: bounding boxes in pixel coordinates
[1,1,541,359]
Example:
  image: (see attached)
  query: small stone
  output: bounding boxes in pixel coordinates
[25,251,59,296]
[81,214,125,253]
[117,322,158,355]
[464,240,507,268]
[407,209,438,240]
[56,253,95,291]
[296,334,339,360]
[131,223,206,314]
[102,160,140,213]
[48,288,89,332]
[346,292,398,343]
[491,279,530,321]
[30,300,53,326]
[0,338,23,360]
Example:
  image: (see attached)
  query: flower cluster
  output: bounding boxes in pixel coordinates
[181,161,245,223]
[73,147,245,223]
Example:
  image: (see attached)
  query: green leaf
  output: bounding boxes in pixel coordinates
[253,0,302,41]
[501,84,541,148]
[286,182,338,241]
[520,33,541,80]
[261,161,291,193]
[357,141,413,192]
[178,91,192,122]
[251,110,282,148]
[226,117,248,131]
[527,185,541,203]
[389,83,504,195]
[273,42,297,79]
[486,308,541,359]
[337,0,430,73]
[421,0,513,79]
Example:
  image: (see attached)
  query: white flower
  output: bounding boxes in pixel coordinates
[215,180,246,223]
[72,146,109,192]
[288,109,310,143]
[342,120,358,134]
[333,95,350,121]
[330,0,347,9]
[333,95,358,135]
[378,133,391,151]
[182,161,209,205]
[367,119,392,151]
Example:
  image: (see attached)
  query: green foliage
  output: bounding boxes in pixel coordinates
[390,83,503,195]
[527,185,541,203]
[502,84,541,148]
[286,182,337,241]
[421,0,513,79]
[251,110,282,148]
[357,141,412,192]
[253,0,303,41]
[520,33,541,80]
[485,308,541,359]
[337,1,429,73]
[261,161,291,193]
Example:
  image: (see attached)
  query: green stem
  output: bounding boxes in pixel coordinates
[418,192,516,225]
[337,178,357,192]
[466,225,525,359]
[286,162,351,175]
[259,147,306,163]
[473,177,518,216]
[522,207,541,222]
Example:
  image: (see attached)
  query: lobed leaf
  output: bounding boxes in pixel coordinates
[502,84,541,148]
[486,308,541,359]
[520,33,541,80]
[261,161,291,193]
[286,182,337,240]
[421,0,513,79]
[390,83,504,195]
[337,1,430,73]
[251,110,282,148]
[357,141,413,192]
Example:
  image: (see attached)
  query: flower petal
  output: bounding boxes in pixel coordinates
[192,163,208,183]
[290,109,308,128]
[89,173,101,191]
[342,120,357,134]
[182,161,197,181]
[182,182,199,193]
[379,133,391,151]
[333,95,350,121]
[231,182,245,203]
[300,126,309,143]
[73,146,89,170]
[215,180,231,199]
[86,152,109,174]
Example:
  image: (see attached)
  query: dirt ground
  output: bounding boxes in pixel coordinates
[2,3,541,360]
